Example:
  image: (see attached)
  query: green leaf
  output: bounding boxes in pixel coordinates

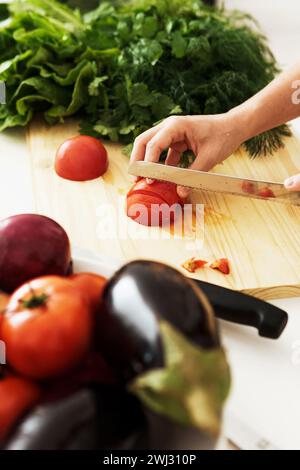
[12,76,68,105]
[0,3,9,21]
[133,13,158,39]
[130,320,231,436]
[10,0,83,33]
[129,82,153,107]
[0,105,33,131]
[45,61,95,119]
[0,50,32,76]
[151,93,181,120]
[0,0,290,156]
[119,123,137,135]
[171,31,187,58]
[187,36,211,64]
[16,94,52,115]
[93,121,119,142]
[88,75,109,96]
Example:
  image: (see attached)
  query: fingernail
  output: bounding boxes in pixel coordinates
[284,177,295,188]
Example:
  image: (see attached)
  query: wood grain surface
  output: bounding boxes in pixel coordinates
[26,118,300,300]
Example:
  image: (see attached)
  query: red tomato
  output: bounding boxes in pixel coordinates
[71,273,107,311]
[127,193,168,226]
[55,135,108,182]
[127,178,184,227]
[0,375,41,442]
[181,258,207,273]
[0,291,9,337]
[1,276,92,380]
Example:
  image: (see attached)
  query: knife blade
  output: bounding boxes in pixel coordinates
[129,161,300,205]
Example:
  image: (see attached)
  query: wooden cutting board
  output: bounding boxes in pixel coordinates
[26,119,300,300]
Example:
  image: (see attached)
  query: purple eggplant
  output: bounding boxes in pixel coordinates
[4,386,145,450]
[97,260,220,381]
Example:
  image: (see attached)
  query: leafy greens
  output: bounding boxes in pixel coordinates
[0,0,291,157]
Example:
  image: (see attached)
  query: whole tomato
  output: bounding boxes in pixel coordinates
[1,276,92,380]
[71,273,107,311]
[0,375,41,442]
[55,135,108,182]
[126,178,184,226]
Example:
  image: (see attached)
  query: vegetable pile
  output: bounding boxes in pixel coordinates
[0,213,230,448]
[0,0,291,158]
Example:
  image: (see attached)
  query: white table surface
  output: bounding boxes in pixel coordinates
[1,0,300,450]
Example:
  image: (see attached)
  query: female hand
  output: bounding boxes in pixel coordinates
[130,113,246,198]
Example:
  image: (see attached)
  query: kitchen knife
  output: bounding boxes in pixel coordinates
[193,279,288,339]
[129,161,300,205]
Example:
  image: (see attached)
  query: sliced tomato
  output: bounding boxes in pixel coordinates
[127,179,183,206]
[210,258,230,275]
[127,193,165,226]
[127,178,184,227]
[181,258,207,273]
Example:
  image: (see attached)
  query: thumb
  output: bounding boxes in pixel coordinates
[284,174,300,191]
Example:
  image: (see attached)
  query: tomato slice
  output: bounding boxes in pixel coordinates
[181,258,207,273]
[210,258,230,275]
